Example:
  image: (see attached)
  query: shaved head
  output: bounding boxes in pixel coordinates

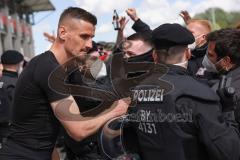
[53,7,96,59]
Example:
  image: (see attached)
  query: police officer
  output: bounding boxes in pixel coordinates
[0,50,23,80]
[128,23,240,160]
[0,50,23,148]
[186,19,211,77]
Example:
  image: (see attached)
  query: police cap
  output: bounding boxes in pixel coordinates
[152,23,194,49]
[1,50,24,64]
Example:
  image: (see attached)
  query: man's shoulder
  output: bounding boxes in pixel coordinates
[31,51,55,63]
[29,51,59,72]
[20,51,59,84]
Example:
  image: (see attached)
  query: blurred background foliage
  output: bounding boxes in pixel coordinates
[194,7,240,30]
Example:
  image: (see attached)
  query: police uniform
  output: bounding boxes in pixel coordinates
[226,67,240,124]
[128,24,240,160]
[0,70,18,114]
[0,50,23,148]
[211,66,240,125]
[0,50,22,105]
[0,70,18,143]
[0,50,24,110]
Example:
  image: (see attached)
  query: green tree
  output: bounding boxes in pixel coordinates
[194,7,240,29]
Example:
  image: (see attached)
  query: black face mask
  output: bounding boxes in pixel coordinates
[191,43,208,59]
[127,49,154,63]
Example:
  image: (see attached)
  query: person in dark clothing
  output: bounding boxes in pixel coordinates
[203,28,240,124]
[112,15,154,71]
[126,9,215,80]
[114,8,152,52]
[0,50,23,93]
[114,13,153,63]
[63,45,114,160]
[126,8,152,36]
[186,19,212,77]
[0,50,23,149]
[0,7,130,160]
[123,33,154,79]
[42,32,113,159]
[64,71,111,160]
[123,33,153,62]
[127,23,240,160]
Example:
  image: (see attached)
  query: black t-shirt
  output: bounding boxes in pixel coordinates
[9,51,68,151]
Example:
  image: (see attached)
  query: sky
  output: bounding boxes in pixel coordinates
[32,0,240,55]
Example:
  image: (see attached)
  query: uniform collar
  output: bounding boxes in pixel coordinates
[2,69,18,78]
[166,64,188,75]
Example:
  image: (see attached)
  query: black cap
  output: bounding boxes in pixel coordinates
[1,50,24,64]
[152,23,194,49]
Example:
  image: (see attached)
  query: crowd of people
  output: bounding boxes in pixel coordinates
[0,6,240,160]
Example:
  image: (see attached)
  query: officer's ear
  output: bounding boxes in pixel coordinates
[58,25,67,41]
[202,34,207,40]
[185,48,192,60]
[152,50,159,63]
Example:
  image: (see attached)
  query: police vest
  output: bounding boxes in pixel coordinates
[128,70,219,160]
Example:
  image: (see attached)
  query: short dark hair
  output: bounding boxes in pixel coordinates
[154,45,187,63]
[207,28,233,42]
[207,28,240,64]
[127,32,152,46]
[58,7,97,27]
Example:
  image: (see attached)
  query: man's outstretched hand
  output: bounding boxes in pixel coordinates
[126,8,139,22]
[179,10,192,25]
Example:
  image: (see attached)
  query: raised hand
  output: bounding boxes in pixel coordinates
[109,97,131,117]
[43,32,56,43]
[119,16,129,32]
[126,8,139,22]
[179,10,192,25]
